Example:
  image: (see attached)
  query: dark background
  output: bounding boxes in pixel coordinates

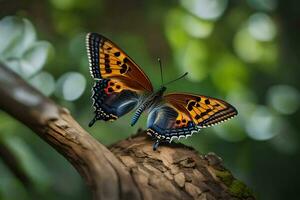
[0,0,300,199]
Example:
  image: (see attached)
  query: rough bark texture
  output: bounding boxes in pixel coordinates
[0,63,140,200]
[111,132,254,200]
[0,63,255,200]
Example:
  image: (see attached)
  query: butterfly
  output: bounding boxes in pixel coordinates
[86,33,238,150]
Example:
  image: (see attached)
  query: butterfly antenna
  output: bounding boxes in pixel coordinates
[163,72,188,86]
[158,58,164,85]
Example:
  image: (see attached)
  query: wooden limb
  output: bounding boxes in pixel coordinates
[110,132,255,200]
[0,63,255,200]
[0,63,141,200]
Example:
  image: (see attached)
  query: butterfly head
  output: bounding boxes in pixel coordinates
[158,86,167,95]
[147,86,166,107]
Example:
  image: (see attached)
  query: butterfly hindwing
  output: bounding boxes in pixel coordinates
[146,93,238,143]
[89,78,139,126]
[146,105,198,142]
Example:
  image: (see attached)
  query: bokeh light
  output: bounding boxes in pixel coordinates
[56,72,86,101]
[248,13,276,42]
[234,25,277,67]
[246,106,283,140]
[180,0,228,21]
[234,27,263,63]
[29,71,56,96]
[180,41,208,81]
[182,14,214,38]
[267,85,300,115]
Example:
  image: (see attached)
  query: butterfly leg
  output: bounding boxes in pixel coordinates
[152,140,160,151]
[89,115,97,127]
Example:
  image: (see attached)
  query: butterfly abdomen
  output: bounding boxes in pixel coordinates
[131,88,166,126]
[131,101,151,126]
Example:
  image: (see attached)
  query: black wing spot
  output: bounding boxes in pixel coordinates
[123,57,129,63]
[108,87,114,92]
[176,120,180,124]
[205,99,210,104]
[116,85,121,89]
[114,52,120,57]
[117,61,121,65]
[121,64,127,69]
[195,115,201,120]
[187,101,196,111]
[120,64,128,74]
[105,68,112,73]
[196,97,201,102]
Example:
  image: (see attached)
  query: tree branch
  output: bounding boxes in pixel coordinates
[0,63,255,200]
[0,63,141,200]
[110,132,255,200]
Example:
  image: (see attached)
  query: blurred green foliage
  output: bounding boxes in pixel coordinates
[0,0,300,199]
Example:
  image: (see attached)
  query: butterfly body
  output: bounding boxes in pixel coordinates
[131,86,166,126]
[86,33,238,150]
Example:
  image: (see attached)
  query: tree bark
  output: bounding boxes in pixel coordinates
[0,63,255,200]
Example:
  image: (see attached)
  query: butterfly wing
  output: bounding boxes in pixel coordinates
[147,93,237,144]
[88,78,139,126]
[165,93,238,128]
[86,33,153,91]
[86,33,153,126]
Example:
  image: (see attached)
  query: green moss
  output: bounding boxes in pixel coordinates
[215,169,254,198]
[215,169,233,186]
[229,180,253,198]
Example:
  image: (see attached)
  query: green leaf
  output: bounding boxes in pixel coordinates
[55,72,86,101]
[29,71,56,96]
[21,41,52,77]
[4,137,51,187]
[16,19,37,57]
[0,16,24,58]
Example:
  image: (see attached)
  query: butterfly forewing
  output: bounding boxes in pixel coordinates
[86,33,154,126]
[86,33,153,92]
[164,93,238,128]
